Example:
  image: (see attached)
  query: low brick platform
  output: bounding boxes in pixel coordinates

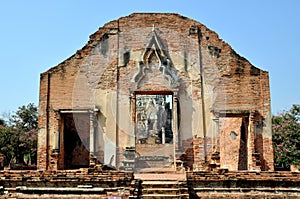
[0,170,299,198]
[187,171,300,198]
[0,169,135,198]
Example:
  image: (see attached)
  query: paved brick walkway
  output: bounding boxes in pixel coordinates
[134,173,186,181]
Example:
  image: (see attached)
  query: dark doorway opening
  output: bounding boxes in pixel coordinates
[238,117,248,170]
[63,113,90,169]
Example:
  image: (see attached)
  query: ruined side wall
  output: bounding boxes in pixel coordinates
[38,22,120,169]
[191,22,273,171]
[37,74,49,170]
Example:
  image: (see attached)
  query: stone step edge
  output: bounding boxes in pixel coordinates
[142,194,180,197]
[14,186,130,193]
[142,181,183,185]
[193,187,300,192]
[142,188,188,191]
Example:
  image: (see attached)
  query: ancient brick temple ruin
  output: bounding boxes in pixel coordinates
[1,13,299,199]
[37,13,274,172]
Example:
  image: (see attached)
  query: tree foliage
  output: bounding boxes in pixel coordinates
[272,104,300,169]
[0,118,5,126]
[0,103,37,168]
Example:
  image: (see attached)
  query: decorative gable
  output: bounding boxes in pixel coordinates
[131,27,179,89]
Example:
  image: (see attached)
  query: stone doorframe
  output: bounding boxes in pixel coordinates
[52,109,98,170]
[129,90,181,170]
[216,110,262,171]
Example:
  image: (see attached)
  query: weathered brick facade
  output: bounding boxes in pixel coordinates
[38,13,274,172]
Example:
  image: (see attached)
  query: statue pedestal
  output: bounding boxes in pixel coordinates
[147,136,157,144]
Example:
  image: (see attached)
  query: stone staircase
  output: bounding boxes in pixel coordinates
[141,180,189,198]
[135,173,189,199]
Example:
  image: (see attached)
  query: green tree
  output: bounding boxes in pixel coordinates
[10,103,38,131]
[0,125,15,166]
[0,103,38,168]
[272,104,300,170]
[0,118,5,126]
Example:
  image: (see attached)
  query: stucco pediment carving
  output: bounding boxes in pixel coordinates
[131,28,179,88]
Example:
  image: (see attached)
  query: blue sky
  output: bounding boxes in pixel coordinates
[0,0,299,116]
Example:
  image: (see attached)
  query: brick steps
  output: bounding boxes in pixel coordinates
[193,187,300,193]
[140,180,189,199]
[141,194,180,198]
